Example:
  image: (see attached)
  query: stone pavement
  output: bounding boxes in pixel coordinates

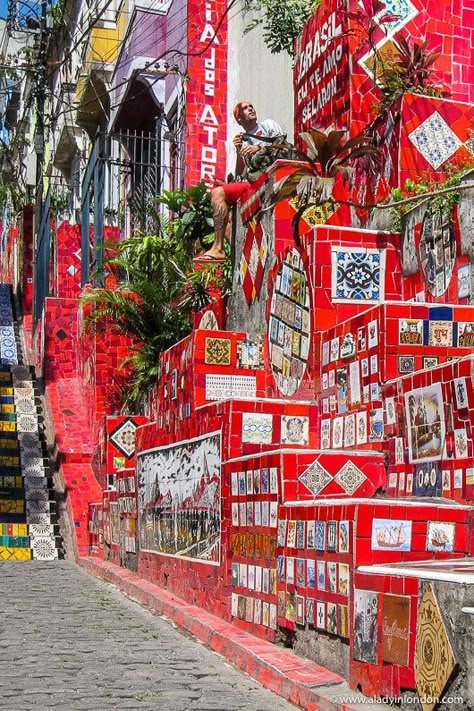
[0,561,294,710]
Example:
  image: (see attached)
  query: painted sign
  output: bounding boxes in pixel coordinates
[186,0,228,186]
[382,594,410,666]
[137,431,221,564]
[294,0,350,134]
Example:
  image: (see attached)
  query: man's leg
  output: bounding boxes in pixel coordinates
[199,186,229,260]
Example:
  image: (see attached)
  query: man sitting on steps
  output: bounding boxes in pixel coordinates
[197,101,284,263]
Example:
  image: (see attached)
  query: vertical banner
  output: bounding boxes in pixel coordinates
[294,0,350,136]
[186,0,228,187]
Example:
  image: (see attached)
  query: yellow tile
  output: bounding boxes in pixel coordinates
[0,388,14,396]
[0,546,32,560]
[0,499,24,513]
[0,455,20,466]
[0,404,15,413]
[0,373,11,381]
[1,440,19,449]
[0,422,16,431]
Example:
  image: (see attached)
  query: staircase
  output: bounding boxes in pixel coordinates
[0,284,62,560]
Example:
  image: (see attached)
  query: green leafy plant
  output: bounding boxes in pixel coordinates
[243,0,319,55]
[388,158,474,230]
[82,204,226,411]
[156,182,215,251]
[270,128,380,246]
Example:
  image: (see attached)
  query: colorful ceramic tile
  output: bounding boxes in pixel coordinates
[426,521,455,552]
[327,601,337,634]
[327,521,337,551]
[369,408,384,441]
[270,467,279,494]
[316,600,326,630]
[337,367,348,413]
[298,460,332,497]
[306,597,315,625]
[287,521,297,548]
[334,460,366,495]
[320,419,331,449]
[205,374,256,401]
[349,360,361,405]
[398,355,415,374]
[405,384,445,463]
[457,322,474,347]
[415,586,455,711]
[338,604,348,638]
[281,415,309,445]
[344,414,355,448]
[241,412,273,444]
[205,336,231,365]
[109,418,138,459]
[286,591,296,621]
[296,558,305,587]
[307,559,315,587]
[353,590,379,664]
[327,561,337,593]
[315,521,326,551]
[338,520,350,553]
[338,563,349,596]
[454,378,469,409]
[332,247,383,302]
[356,411,367,445]
[458,263,470,299]
[307,520,315,548]
[399,319,423,345]
[372,518,412,551]
[381,594,410,666]
[385,397,396,425]
[408,111,462,170]
[454,428,469,459]
[422,356,439,369]
[368,319,378,349]
[296,520,305,549]
[317,560,325,590]
[428,321,452,347]
[332,416,344,448]
[340,332,356,359]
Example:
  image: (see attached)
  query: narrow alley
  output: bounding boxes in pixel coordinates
[0,561,295,711]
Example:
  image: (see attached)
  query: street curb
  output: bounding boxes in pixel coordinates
[79,556,367,711]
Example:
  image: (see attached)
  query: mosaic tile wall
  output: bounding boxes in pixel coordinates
[294,0,474,137]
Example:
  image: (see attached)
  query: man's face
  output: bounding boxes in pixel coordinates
[238,102,257,124]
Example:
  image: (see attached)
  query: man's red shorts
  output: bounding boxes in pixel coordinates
[222,181,252,205]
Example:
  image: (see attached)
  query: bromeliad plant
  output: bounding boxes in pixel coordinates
[270,128,381,246]
[377,38,447,109]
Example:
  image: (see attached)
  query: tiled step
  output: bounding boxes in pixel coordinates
[0,487,54,501]
[0,533,63,551]
[0,499,25,514]
[0,547,32,560]
[0,289,62,560]
[0,521,58,535]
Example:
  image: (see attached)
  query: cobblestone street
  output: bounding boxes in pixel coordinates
[0,561,294,710]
